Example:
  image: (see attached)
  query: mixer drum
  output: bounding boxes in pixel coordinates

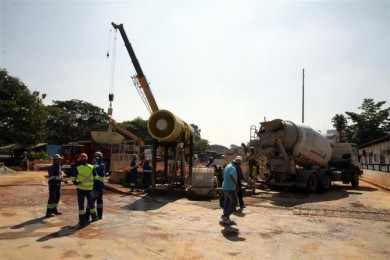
[260,120,332,168]
[292,125,332,167]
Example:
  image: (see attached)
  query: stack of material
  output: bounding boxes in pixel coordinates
[32,159,52,171]
[191,167,216,196]
[0,163,16,175]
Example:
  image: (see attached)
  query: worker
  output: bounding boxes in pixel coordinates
[73,153,97,226]
[220,159,238,226]
[46,154,64,217]
[128,155,138,191]
[142,160,152,192]
[92,151,106,220]
[206,156,214,167]
[232,156,246,211]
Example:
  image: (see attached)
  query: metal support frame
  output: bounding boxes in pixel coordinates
[150,135,193,190]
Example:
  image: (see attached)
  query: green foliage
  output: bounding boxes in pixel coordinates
[30,151,50,160]
[0,69,211,151]
[346,99,389,145]
[46,99,109,144]
[190,124,210,153]
[331,114,347,141]
[0,69,47,145]
[119,117,153,144]
[333,98,390,145]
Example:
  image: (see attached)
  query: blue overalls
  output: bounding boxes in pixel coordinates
[46,163,62,216]
[93,160,106,219]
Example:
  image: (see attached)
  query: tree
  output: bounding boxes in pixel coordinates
[46,99,109,144]
[331,114,347,142]
[345,98,390,145]
[0,69,47,145]
[195,138,210,153]
[190,124,210,153]
[120,117,153,144]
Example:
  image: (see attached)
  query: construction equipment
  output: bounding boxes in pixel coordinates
[107,118,144,146]
[112,22,194,190]
[147,110,193,143]
[111,22,158,114]
[250,119,362,192]
[91,23,148,162]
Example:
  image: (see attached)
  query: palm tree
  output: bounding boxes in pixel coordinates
[332,114,347,142]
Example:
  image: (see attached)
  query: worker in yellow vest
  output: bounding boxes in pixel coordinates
[72,153,97,226]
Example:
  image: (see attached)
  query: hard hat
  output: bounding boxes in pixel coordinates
[79,153,88,160]
[94,151,103,158]
[52,154,63,160]
[234,155,242,162]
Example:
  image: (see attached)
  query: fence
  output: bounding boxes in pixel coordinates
[360,163,390,173]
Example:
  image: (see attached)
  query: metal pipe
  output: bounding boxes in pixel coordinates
[302,68,305,123]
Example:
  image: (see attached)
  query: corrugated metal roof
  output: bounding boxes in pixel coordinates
[359,134,390,149]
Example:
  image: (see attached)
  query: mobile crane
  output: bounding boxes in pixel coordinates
[111,22,194,189]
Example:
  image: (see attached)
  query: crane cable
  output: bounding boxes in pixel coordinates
[107,25,153,115]
[110,28,117,99]
[106,26,117,116]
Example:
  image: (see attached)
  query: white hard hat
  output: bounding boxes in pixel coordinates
[94,151,103,158]
[234,156,242,162]
[52,154,63,160]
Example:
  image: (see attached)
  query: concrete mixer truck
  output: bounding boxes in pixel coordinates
[250,119,362,192]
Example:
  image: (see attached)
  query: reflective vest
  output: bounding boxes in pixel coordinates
[76,164,94,190]
[94,174,104,183]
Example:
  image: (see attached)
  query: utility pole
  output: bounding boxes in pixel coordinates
[302,68,305,124]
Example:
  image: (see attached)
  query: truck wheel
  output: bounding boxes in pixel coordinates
[306,174,318,193]
[351,175,359,188]
[319,174,331,192]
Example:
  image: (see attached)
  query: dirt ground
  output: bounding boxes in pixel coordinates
[0,171,389,260]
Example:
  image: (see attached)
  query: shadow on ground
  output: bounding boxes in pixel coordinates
[0,216,56,240]
[221,226,245,241]
[340,185,377,192]
[37,224,85,242]
[121,192,183,211]
[271,184,377,207]
[232,211,246,217]
[11,216,48,229]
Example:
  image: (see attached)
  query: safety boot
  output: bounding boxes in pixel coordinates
[97,208,103,220]
[45,209,54,218]
[78,214,87,227]
[91,213,98,222]
[85,209,90,223]
[53,208,62,215]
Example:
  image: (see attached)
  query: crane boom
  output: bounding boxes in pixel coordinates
[109,118,144,146]
[111,22,159,113]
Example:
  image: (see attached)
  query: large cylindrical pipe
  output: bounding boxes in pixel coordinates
[147,109,193,142]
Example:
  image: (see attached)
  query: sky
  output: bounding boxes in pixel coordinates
[0,0,389,147]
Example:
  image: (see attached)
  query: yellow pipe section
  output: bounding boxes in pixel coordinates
[147,109,193,142]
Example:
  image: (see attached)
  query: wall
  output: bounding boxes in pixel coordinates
[359,140,390,164]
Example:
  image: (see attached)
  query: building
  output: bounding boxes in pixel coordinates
[359,134,390,172]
